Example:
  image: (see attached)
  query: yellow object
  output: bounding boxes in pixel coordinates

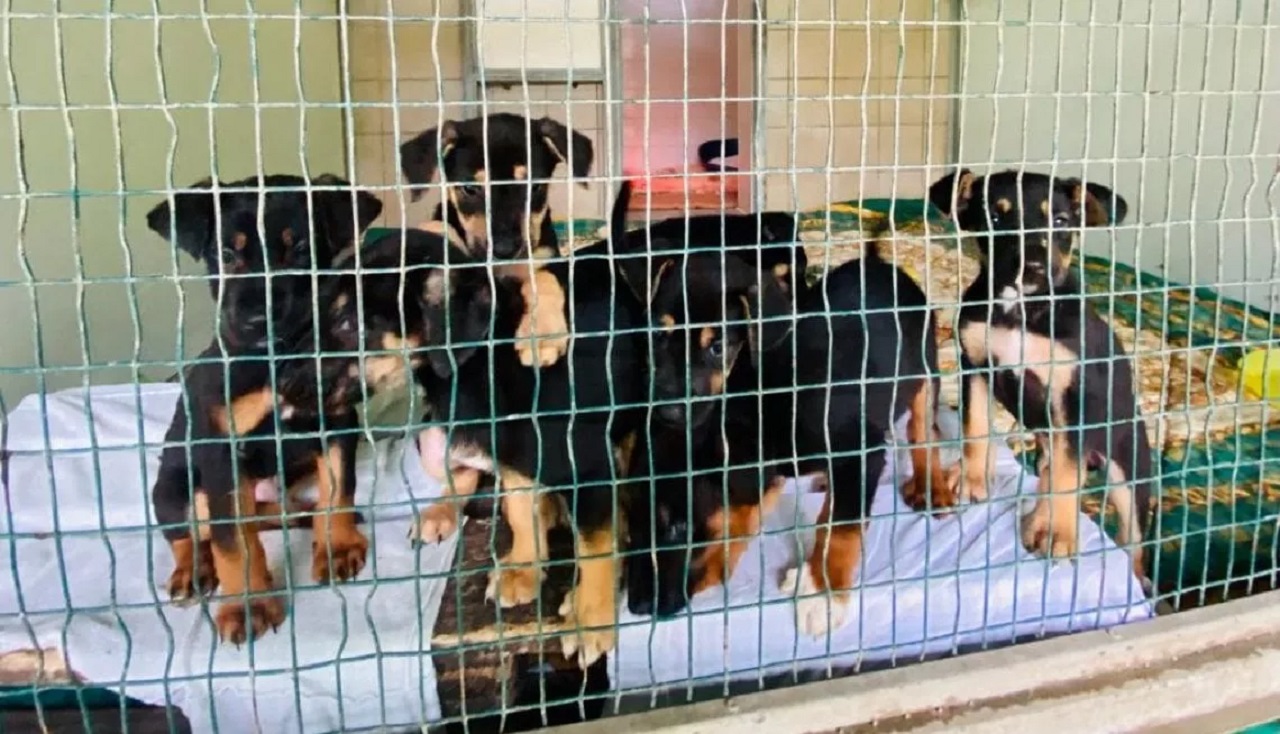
[1239,348,1280,402]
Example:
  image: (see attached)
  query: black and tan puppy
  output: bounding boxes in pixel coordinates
[621,249,791,618]
[146,174,381,644]
[928,169,1152,582]
[400,185,647,668]
[400,113,595,369]
[768,243,955,636]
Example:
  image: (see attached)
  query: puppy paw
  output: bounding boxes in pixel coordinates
[559,588,617,669]
[167,543,217,605]
[902,464,959,515]
[215,596,285,646]
[945,461,991,504]
[1021,501,1080,559]
[311,528,369,584]
[781,566,849,637]
[408,502,460,545]
[515,270,569,368]
[484,561,542,608]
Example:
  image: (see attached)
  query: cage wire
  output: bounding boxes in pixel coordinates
[0,0,1278,732]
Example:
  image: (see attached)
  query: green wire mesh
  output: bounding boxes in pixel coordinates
[2,1,1279,733]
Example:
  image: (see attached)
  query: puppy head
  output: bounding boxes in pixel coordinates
[399,113,595,259]
[146,174,383,299]
[624,251,792,430]
[929,168,1127,293]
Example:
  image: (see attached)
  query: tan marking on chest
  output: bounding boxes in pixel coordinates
[958,321,1078,424]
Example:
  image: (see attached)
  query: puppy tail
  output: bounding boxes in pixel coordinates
[610,178,633,252]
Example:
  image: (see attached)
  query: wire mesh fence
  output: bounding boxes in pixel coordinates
[0,1,1277,732]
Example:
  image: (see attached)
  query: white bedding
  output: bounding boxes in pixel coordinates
[0,384,456,733]
[0,383,1154,731]
[610,409,1153,693]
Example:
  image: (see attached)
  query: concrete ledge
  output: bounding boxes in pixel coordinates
[553,589,1280,734]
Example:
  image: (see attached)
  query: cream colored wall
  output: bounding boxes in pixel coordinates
[956,1,1280,308]
[761,0,955,211]
[347,1,956,223]
[0,0,346,403]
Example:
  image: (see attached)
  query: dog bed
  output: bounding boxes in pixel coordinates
[0,385,1153,728]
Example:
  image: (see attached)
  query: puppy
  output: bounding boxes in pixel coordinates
[405,185,647,668]
[400,113,595,368]
[928,169,1153,583]
[770,243,955,636]
[621,249,790,618]
[146,174,382,644]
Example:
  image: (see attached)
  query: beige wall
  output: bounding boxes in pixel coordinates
[348,0,956,222]
[0,0,346,403]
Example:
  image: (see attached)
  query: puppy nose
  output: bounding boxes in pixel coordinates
[628,594,655,616]
[657,402,686,425]
[491,236,522,259]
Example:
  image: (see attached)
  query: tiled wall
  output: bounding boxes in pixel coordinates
[346,0,955,225]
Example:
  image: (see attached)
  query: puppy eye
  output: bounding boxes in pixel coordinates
[459,184,482,197]
[1053,215,1071,228]
[707,342,724,361]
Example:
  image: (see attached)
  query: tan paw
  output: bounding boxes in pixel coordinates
[945,460,991,504]
[311,528,369,584]
[515,271,569,368]
[559,588,617,669]
[215,596,285,646]
[1021,501,1080,559]
[408,502,460,545]
[167,542,217,606]
[781,566,850,637]
[902,463,959,514]
[484,561,542,608]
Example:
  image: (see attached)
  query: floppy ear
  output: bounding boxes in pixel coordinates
[928,168,975,221]
[537,116,594,187]
[146,178,217,262]
[425,270,493,379]
[1065,179,1128,227]
[738,271,794,368]
[400,121,460,201]
[617,256,675,307]
[311,176,384,259]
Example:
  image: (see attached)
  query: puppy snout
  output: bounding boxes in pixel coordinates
[657,401,686,426]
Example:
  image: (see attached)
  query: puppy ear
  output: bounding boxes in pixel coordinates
[146,178,217,262]
[618,256,675,307]
[425,270,492,379]
[400,121,460,201]
[311,176,384,258]
[928,168,975,221]
[1065,179,1128,227]
[738,270,794,367]
[537,116,595,187]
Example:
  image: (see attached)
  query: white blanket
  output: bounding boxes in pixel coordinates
[0,384,1154,730]
[0,384,456,733]
[611,409,1153,692]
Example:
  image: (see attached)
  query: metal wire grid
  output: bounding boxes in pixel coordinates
[0,1,1277,732]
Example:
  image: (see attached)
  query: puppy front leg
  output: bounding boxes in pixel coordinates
[500,259,569,369]
[485,466,550,607]
[410,426,482,544]
[947,371,995,503]
[311,439,369,584]
[1022,431,1083,559]
[206,472,284,645]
